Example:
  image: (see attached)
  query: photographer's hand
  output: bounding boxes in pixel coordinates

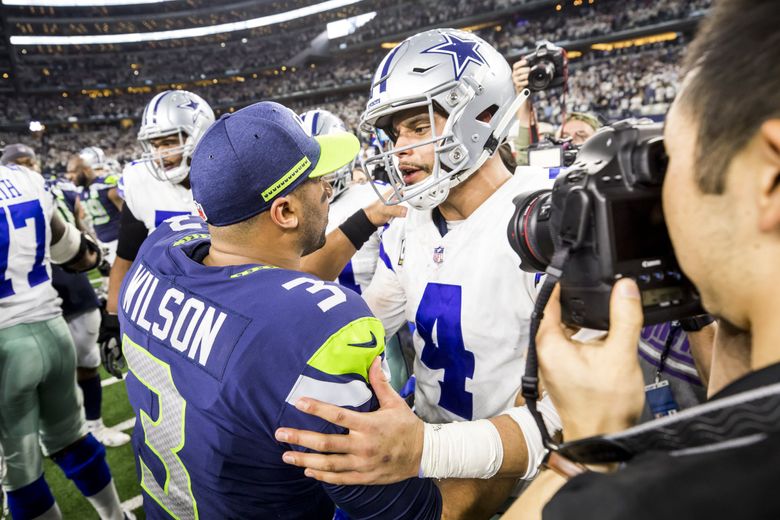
[537,279,646,441]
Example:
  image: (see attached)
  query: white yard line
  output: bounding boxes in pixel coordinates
[121,494,143,511]
[101,376,123,388]
[112,417,137,432]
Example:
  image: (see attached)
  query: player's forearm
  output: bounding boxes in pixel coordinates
[106,256,133,314]
[300,228,356,280]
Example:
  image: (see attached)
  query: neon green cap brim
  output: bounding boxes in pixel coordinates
[309,132,360,179]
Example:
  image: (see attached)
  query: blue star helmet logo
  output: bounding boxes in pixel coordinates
[178,97,202,124]
[178,98,199,111]
[422,33,487,81]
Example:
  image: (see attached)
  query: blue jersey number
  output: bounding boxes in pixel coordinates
[416,283,475,419]
[0,199,49,299]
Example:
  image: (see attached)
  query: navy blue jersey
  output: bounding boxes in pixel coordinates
[119,215,441,520]
[80,174,121,242]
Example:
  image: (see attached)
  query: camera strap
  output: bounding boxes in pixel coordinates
[522,246,573,453]
[557,380,780,464]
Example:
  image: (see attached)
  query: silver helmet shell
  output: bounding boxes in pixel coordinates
[138,90,215,184]
[78,146,107,172]
[300,109,355,200]
[360,28,518,210]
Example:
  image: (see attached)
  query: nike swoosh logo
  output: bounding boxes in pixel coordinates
[412,65,438,74]
[348,331,378,348]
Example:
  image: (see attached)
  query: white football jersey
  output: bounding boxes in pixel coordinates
[118,160,196,234]
[0,164,62,329]
[363,170,553,423]
[325,182,383,294]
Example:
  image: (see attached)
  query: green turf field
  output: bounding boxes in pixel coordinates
[43,367,145,519]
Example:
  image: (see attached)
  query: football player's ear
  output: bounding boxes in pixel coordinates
[269,196,299,230]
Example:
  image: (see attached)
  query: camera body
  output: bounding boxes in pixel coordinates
[525,41,567,92]
[527,137,580,168]
[508,120,703,329]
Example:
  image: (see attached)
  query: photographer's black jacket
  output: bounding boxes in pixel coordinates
[545,363,780,520]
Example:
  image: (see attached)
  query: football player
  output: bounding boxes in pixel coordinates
[0,163,130,519]
[69,147,123,265]
[276,28,563,512]
[2,146,130,448]
[119,102,441,518]
[100,90,215,378]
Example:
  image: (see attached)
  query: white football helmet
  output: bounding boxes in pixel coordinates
[300,109,355,200]
[138,90,215,184]
[360,28,529,210]
[78,146,107,172]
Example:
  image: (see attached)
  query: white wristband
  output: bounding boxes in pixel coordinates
[50,222,81,264]
[419,419,503,480]
[505,395,562,480]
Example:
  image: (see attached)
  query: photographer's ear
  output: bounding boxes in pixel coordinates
[757,120,780,233]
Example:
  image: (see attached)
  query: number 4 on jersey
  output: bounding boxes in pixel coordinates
[416,283,475,420]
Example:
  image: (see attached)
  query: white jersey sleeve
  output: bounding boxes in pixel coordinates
[0,164,62,328]
[121,160,197,234]
[362,219,408,337]
[326,182,384,293]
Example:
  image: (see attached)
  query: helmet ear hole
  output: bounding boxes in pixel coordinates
[476,105,498,124]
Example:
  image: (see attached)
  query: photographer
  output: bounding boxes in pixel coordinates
[510,50,600,167]
[504,0,780,517]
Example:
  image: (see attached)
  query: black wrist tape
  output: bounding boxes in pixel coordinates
[338,209,376,250]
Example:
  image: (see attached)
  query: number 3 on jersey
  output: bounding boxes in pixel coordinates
[416,283,475,420]
[123,335,199,519]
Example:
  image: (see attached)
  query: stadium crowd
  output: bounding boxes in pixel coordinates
[2,0,779,518]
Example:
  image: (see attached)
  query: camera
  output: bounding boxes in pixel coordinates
[527,137,580,169]
[507,120,703,329]
[525,41,567,92]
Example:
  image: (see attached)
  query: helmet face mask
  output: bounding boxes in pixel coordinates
[138,90,214,184]
[360,28,519,210]
[300,109,357,201]
[139,128,192,184]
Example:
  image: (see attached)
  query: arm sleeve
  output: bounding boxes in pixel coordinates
[362,239,407,338]
[116,205,149,261]
[276,317,442,520]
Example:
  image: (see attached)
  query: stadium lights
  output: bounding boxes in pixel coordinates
[2,0,175,5]
[29,121,45,132]
[8,0,365,46]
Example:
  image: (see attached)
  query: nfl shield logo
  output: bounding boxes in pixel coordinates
[433,246,445,264]
[194,201,208,222]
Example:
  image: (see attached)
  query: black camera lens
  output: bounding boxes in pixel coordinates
[508,190,555,272]
[528,61,555,92]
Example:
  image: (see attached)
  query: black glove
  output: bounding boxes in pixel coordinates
[99,310,124,379]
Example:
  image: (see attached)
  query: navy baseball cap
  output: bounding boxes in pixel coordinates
[190,101,359,226]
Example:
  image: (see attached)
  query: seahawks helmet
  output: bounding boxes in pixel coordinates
[78,146,107,172]
[138,90,215,184]
[360,28,528,210]
[300,109,355,200]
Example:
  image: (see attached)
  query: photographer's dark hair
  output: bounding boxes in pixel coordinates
[680,0,780,194]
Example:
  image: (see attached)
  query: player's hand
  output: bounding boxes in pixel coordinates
[537,279,645,441]
[275,357,423,485]
[363,188,407,227]
[511,58,530,93]
[98,309,125,379]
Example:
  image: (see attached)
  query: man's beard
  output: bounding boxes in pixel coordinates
[299,202,328,257]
